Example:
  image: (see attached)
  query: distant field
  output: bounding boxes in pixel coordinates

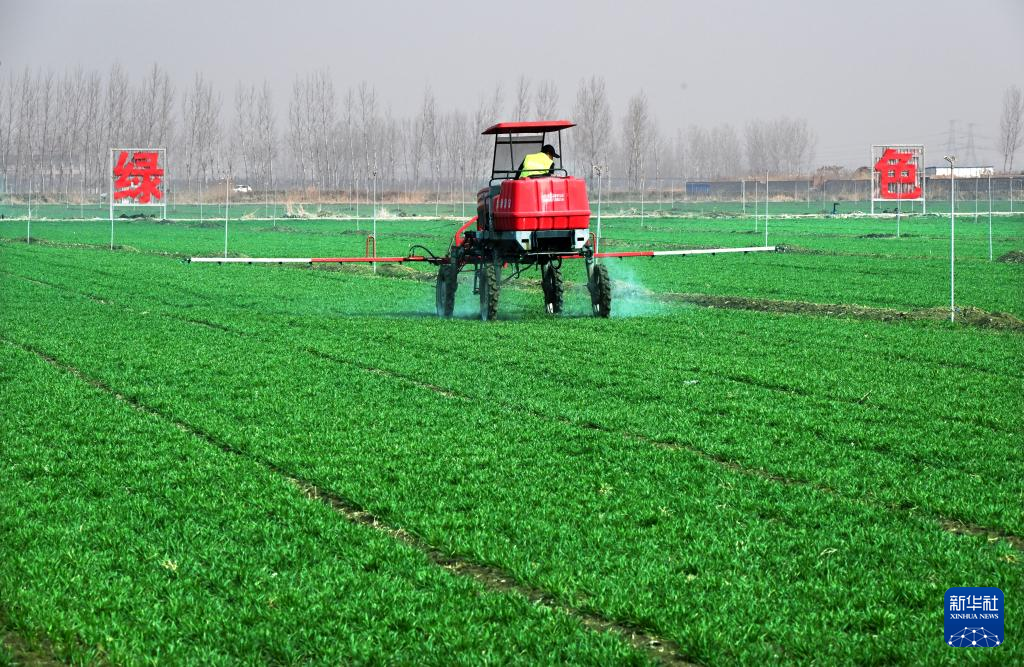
[1,192,1022,222]
[1,212,1021,664]
[2,212,1021,315]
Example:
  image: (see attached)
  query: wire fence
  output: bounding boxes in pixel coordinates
[1,176,1022,220]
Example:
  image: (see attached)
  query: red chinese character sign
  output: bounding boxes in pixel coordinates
[108,147,167,249]
[871,144,925,214]
[113,150,164,203]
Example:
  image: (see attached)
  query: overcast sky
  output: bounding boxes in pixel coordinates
[2,0,1022,168]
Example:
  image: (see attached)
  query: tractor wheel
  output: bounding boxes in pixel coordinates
[479,262,499,321]
[435,263,457,317]
[589,263,612,318]
[541,263,564,314]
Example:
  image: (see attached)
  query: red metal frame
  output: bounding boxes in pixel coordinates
[454,216,477,246]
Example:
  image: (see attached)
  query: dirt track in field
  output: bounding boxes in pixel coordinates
[0,610,64,667]
[375,260,1024,331]
[657,292,1024,332]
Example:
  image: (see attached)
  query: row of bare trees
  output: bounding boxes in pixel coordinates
[1000,85,1023,173]
[0,63,845,200]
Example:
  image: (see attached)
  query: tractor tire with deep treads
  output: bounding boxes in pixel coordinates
[479,262,499,321]
[435,263,457,317]
[589,263,611,318]
[542,264,564,314]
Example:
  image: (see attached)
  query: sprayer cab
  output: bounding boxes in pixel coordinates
[475,120,591,252]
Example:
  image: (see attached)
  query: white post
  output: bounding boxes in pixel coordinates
[896,199,901,238]
[108,149,114,250]
[870,146,875,216]
[988,174,992,261]
[372,166,377,274]
[945,156,956,323]
[922,153,928,214]
[1011,177,1014,214]
[764,170,769,246]
[974,176,979,224]
[25,168,32,244]
[224,178,229,258]
[741,179,745,215]
[640,177,645,228]
[754,179,758,232]
[594,164,603,254]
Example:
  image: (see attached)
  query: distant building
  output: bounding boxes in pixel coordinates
[925,166,995,178]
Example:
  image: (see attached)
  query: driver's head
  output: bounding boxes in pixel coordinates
[541,144,560,159]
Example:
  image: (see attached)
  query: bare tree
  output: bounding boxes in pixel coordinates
[744,120,770,175]
[80,70,103,192]
[153,66,176,147]
[180,73,220,189]
[341,88,356,198]
[623,90,653,190]
[35,69,56,191]
[687,123,741,179]
[419,86,440,207]
[672,128,686,181]
[745,117,816,176]
[533,80,559,119]
[180,74,201,189]
[712,124,742,178]
[470,86,500,181]
[0,72,12,196]
[132,66,153,146]
[56,68,85,198]
[408,115,425,192]
[379,108,399,191]
[571,76,612,179]
[357,81,378,195]
[1000,85,1023,173]
[512,75,531,121]
[253,81,277,193]
[284,70,336,192]
[311,71,336,192]
[232,84,257,184]
[13,67,37,194]
[292,75,311,186]
[105,62,130,151]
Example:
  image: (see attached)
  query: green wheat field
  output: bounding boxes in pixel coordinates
[1,209,1021,665]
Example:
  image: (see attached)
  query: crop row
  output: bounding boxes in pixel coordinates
[0,341,646,665]
[1,250,1019,664]
[6,243,1021,535]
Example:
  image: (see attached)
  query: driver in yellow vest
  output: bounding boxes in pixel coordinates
[517,144,560,179]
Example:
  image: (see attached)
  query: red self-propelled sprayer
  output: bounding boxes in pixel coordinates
[190,120,776,319]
